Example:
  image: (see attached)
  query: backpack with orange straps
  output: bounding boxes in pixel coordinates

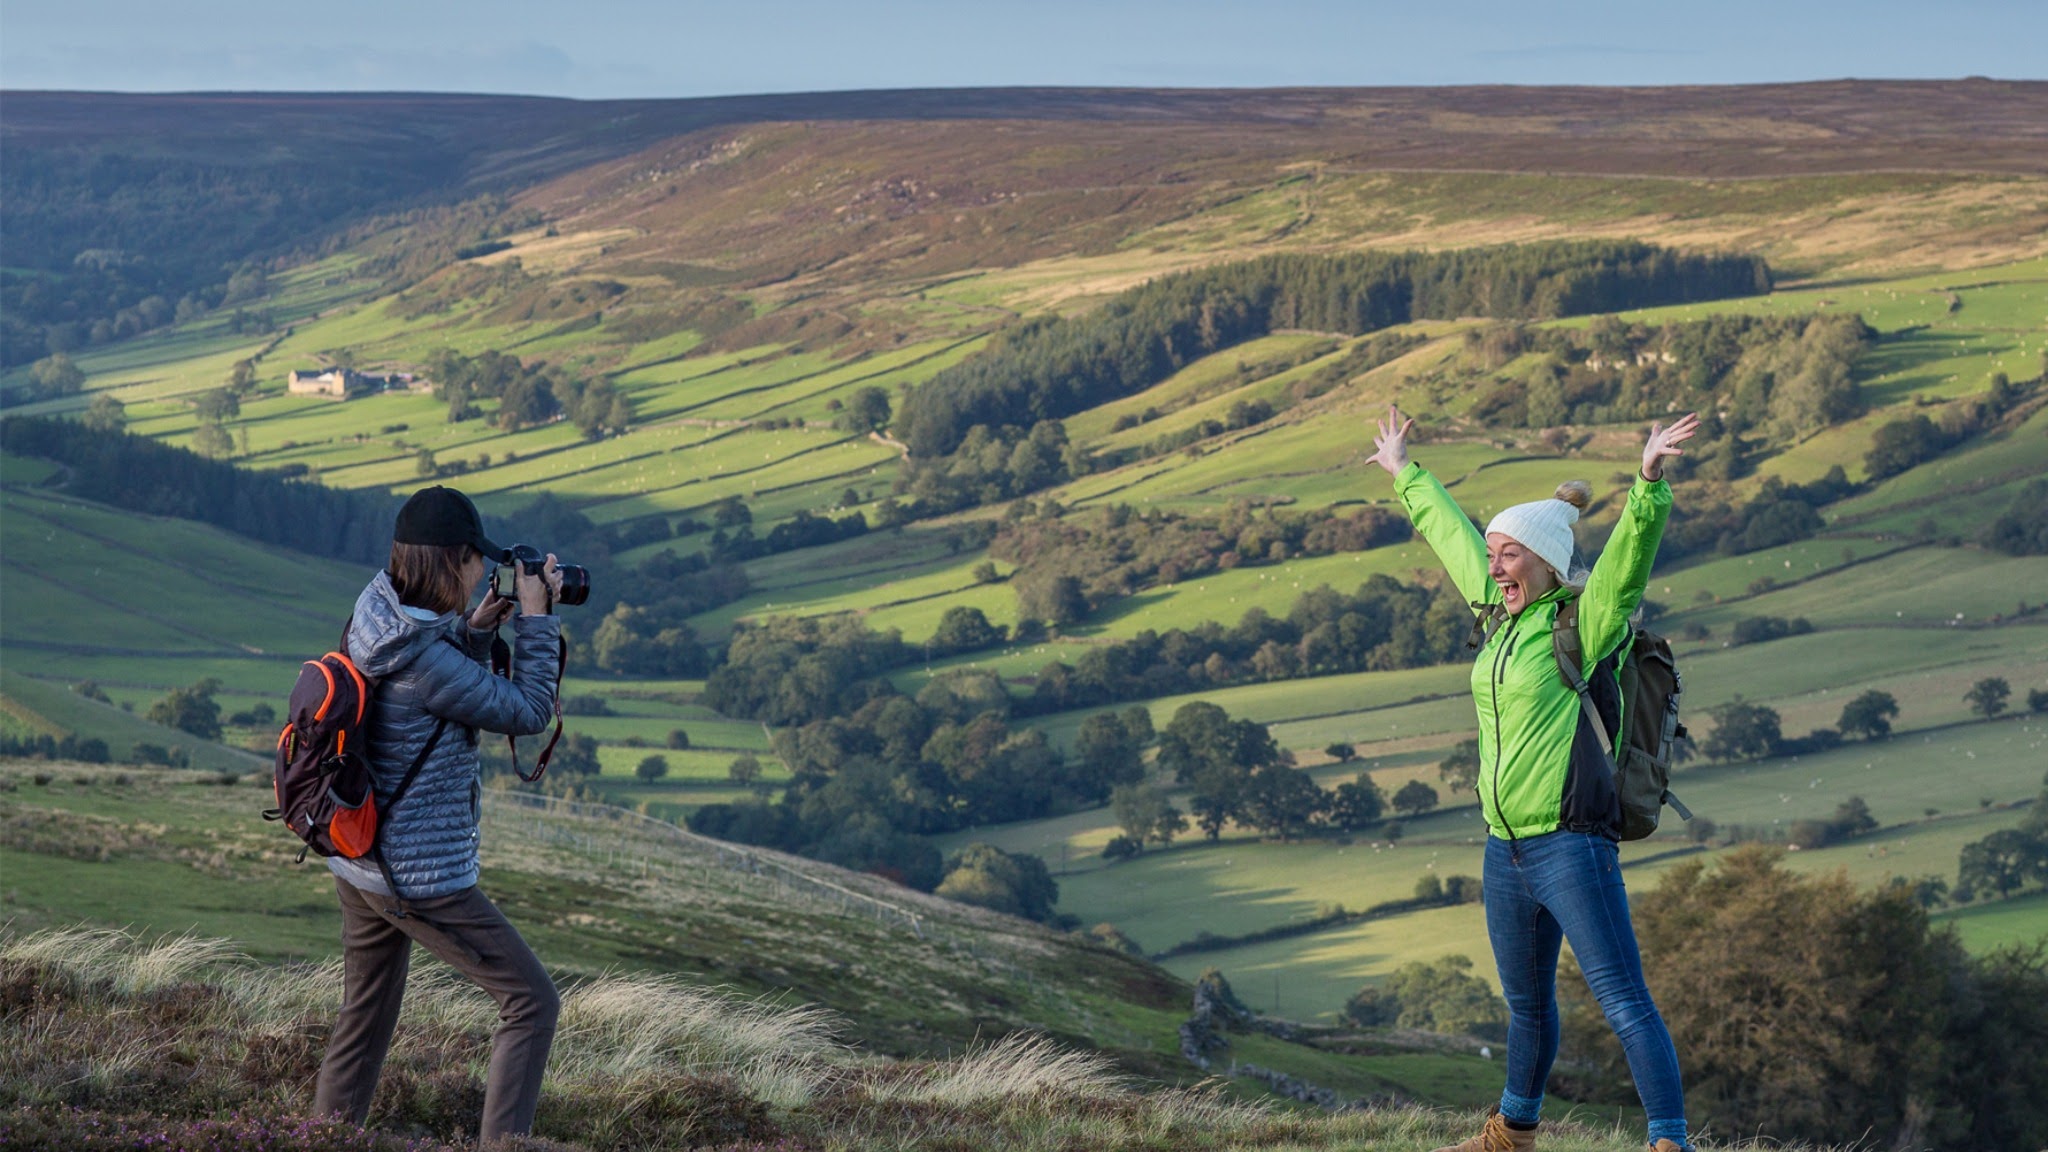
[264,621,446,889]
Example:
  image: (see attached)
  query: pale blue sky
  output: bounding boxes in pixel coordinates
[2,0,2041,98]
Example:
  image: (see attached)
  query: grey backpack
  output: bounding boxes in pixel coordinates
[1551,598,1693,841]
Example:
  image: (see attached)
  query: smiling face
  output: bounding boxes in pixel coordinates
[1487,533,1559,616]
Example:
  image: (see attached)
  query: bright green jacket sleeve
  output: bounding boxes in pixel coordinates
[1394,462,1496,608]
[1577,475,1673,669]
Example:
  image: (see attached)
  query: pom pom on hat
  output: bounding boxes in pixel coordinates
[1485,480,1589,578]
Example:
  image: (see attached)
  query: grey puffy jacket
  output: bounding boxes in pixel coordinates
[328,570,561,900]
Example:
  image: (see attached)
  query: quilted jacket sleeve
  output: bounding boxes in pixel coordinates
[414,613,561,736]
[457,619,498,663]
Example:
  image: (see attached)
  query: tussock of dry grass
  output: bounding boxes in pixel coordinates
[551,973,842,1106]
[2,926,240,996]
[862,1031,1124,1106]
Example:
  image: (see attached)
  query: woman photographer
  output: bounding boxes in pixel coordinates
[313,485,564,1142]
[1368,407,1700,1152]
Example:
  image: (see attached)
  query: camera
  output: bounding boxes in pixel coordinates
[494,543,591,606]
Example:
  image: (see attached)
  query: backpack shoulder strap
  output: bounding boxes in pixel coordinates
[1550,595,1614,758]
[370,715,449,918]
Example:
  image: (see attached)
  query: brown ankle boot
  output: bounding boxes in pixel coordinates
[1430,1110,1537,1152]
[1649,1142,1689,1152]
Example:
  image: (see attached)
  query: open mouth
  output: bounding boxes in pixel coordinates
[1499,580,1524,608]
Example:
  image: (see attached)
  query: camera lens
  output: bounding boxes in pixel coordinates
[556,565,590,606]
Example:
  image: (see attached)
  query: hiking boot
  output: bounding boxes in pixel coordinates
[1649,1142,1691,1152]
[1429,1109,1537,1152]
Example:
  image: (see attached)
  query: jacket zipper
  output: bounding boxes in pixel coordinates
[1488,612,1522,842]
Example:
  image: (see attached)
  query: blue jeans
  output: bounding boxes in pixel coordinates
[1484,831,1687,1145]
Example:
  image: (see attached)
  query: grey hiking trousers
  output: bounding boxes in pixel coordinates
[313,878,560,1140]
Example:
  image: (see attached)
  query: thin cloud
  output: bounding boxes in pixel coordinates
[1474,43,1704,61]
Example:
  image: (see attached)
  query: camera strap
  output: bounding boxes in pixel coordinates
[492,632,567,783]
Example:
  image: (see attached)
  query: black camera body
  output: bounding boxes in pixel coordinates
[495,543,591,606]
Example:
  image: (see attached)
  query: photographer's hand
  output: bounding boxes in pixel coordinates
[515,553,563,616]
[468,587,515,632]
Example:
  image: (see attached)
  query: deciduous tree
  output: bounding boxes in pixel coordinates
[146,678,222,740]
[1327,772,1387,832]
[1701,696,1782,762]
[1965,677,2011,719]
[1392,780,1440,818]
[29,353,85,397]
[1838,689,1900,740]
[1242,762,1328,840]
[1111,781,1186,847]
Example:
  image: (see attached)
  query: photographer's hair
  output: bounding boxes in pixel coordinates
[388,542,476,616]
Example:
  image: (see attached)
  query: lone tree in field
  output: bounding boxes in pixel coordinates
[146,679,222,741]
[1701,697,1782,762]
[727,755,762,787]
[82,394,125,434]
[1965,677,2011,720]
[1324,742,1356,763]
[1392,780,1440,818]
[1838,690,1901,740]
[1956,829,2047,900]
[30,353,85,398]
[930,605,1007,656]
[635,754,670,782]
[1327,772,1387,832]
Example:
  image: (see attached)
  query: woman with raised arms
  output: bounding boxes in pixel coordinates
[1369,406,1701,1152]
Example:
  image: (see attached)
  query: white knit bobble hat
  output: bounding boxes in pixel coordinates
[1484,481,1591,579]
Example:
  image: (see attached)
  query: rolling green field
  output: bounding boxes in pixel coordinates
[1938,890,2048,952]
[6,139,2046,1051]
[1006,717,2044,1022]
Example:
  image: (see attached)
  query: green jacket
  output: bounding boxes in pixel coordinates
[1395,462,1672,840]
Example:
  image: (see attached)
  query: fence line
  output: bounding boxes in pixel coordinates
[481,790,925,938]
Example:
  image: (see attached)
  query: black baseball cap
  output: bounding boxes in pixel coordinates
[393,486,501,558]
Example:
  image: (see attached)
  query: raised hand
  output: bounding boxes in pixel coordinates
[1368,403,1416,477]
[1641,412,1700,482]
